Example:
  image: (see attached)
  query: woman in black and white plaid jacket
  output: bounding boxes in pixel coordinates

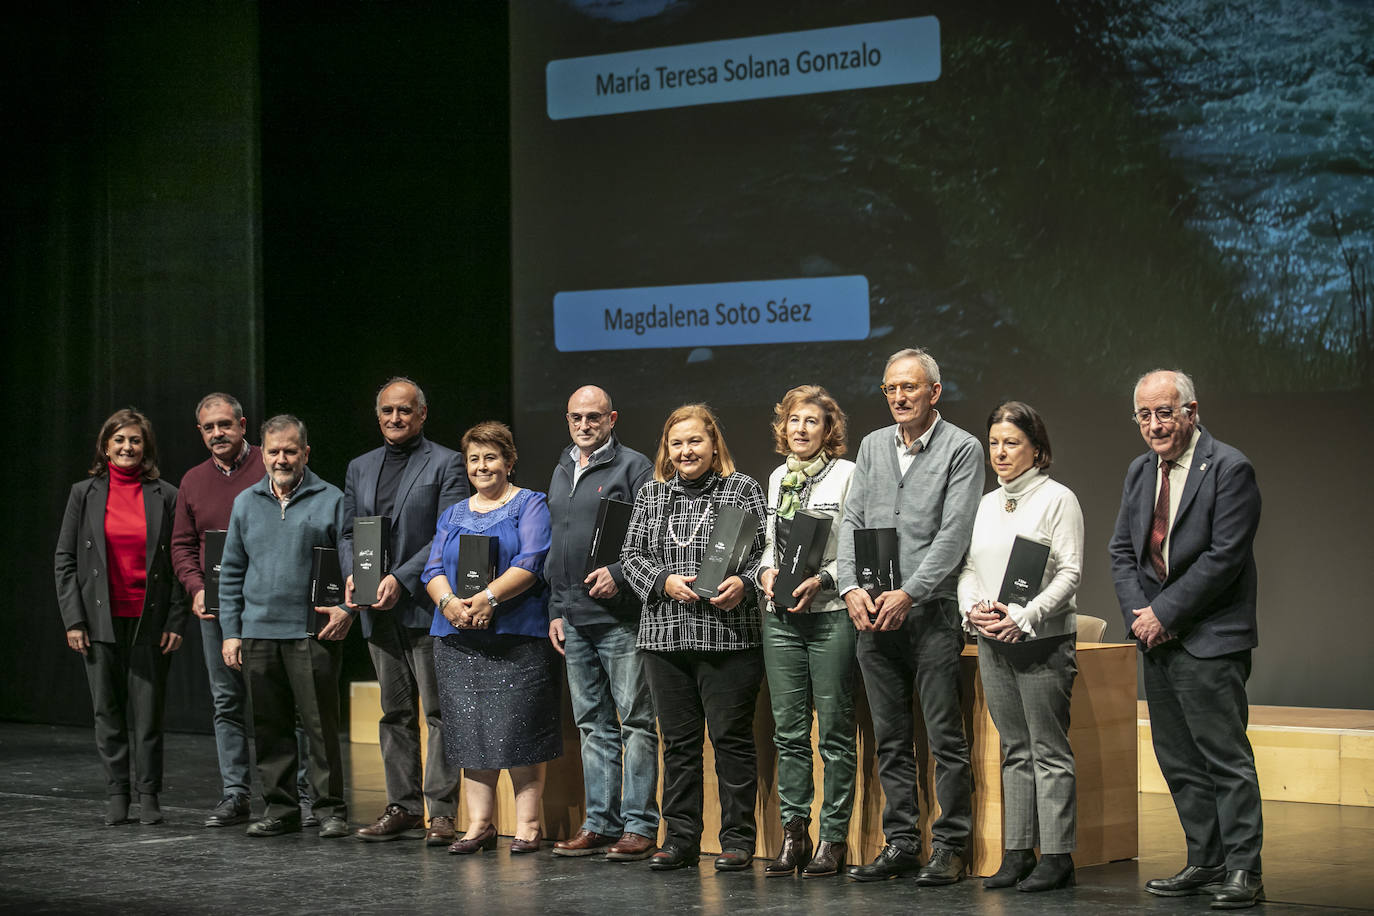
[621,403,767,873]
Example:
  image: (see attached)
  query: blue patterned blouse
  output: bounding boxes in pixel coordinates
[422,488,551,641]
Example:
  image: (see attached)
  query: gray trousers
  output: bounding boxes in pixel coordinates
[368,618,460,818]
[856,598,972,852]
[977,633,1077,853]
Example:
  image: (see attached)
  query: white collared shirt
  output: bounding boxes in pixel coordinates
[894,412,941,476]
[570,438,613,491]
[1153,427,1201,574]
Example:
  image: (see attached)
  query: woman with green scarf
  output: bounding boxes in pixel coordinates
[755,385,857,878]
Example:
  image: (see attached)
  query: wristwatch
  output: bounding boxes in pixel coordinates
[484,587,500,610]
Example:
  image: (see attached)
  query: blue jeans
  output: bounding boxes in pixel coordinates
[200,616,251,797]
[563,618,659,838]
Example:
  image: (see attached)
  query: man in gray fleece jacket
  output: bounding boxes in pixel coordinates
[219,414,352,839]
[836,348,984,884]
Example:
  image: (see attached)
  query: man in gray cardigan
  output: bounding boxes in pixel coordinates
[837,348,984,884]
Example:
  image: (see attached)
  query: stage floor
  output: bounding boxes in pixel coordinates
[1,722,1369,914]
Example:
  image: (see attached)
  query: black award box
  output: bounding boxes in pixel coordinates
[854,527,901,602]
[585,497,633,576]
[202,529,228,614]
[351,515,392,606]
[456,534,499,598]
[691,504,760,600]
[309,546,345,636]
[997,535,1051,610]
[771,510,833,611]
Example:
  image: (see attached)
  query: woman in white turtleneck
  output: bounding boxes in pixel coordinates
[958,401,1084,894]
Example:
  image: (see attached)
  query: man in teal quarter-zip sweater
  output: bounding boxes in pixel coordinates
[219,414,352,840]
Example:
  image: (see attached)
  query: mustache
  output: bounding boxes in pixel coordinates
[210,436,232,446]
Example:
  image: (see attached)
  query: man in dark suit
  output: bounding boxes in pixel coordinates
[1110,369,1264,910]
[341,377,468,846]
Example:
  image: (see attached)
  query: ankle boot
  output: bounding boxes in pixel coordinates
[764,816,813,876]
[1018,853,1075,892]
[105,794,131,826]
[984,848,1037,888]
[139,793,163,825]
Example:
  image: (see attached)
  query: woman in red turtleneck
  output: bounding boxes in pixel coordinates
[54,408,187,826]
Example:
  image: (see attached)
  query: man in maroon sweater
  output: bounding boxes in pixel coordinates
[171,393,279,827]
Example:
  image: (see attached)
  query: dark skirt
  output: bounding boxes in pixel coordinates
[433,634,563,770]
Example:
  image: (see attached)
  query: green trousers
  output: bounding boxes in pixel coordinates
[762,608,858,842]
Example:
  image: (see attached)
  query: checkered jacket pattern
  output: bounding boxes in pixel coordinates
[622,471,767,652]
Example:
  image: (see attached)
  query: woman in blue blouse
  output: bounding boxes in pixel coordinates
[422,421,558,855]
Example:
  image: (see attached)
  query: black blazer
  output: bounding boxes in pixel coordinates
[54,475,188,644]
[340,436,469,636]
[1108,427,1261,658]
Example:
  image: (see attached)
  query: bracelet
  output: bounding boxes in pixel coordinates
[437,591,457,613]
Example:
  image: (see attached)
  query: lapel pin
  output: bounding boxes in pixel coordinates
[1199,463,1207,471]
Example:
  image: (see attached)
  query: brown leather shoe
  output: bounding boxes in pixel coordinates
[552,828,614,857]
[447,823,497,854]
[425,815,456,847]
[510,831,543,854]
[605,832,657,861]
[355,803,423,842]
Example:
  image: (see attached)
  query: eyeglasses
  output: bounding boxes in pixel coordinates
[566,412,607,426]
[878,382,925,398]
[1132,406,1191,425]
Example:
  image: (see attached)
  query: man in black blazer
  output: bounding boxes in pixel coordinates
[341,377,468,846]
[1110,369,1264,909]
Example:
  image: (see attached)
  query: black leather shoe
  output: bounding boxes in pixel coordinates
[983,848,1036,889]
[1145,864,1227,897]
[846,844,921,881]
[648,843,700,871]
[246,814,302,837]
[1210,870,1264,909]
[714,848,753,871]
[914,844,964,886]
[803,840,847,878]
[205,794,250,828]
[318,815,350,839]
[138,794,163,825]
[1018,853,1075,892]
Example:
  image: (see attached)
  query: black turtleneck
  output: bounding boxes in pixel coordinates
[376,434,424,521]
[679,470,716,497]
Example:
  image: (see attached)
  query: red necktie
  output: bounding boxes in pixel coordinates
[1148,459,1173,582]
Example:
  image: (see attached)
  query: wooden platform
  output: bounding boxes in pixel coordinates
[350,640,1139,875]
[1137,701,1374,807]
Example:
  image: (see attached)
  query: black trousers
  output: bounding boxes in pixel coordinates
[1143,642,1263,871]
[855,598,972,852]
[243,637,345,821]
[83,616,171,796]
[642,647,762,851]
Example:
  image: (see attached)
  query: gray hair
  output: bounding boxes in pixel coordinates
[195,392,244,422]
[884,347,941,385]
[1133,369,1197,408]
[375,376,428,412]
[261,414,308,449]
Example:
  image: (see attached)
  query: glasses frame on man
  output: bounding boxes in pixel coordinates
[878,382,927,399]
[566,412,609,427]
[1131,405,1193,426]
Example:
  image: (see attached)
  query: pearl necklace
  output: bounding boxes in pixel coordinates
[472,484,515,512]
